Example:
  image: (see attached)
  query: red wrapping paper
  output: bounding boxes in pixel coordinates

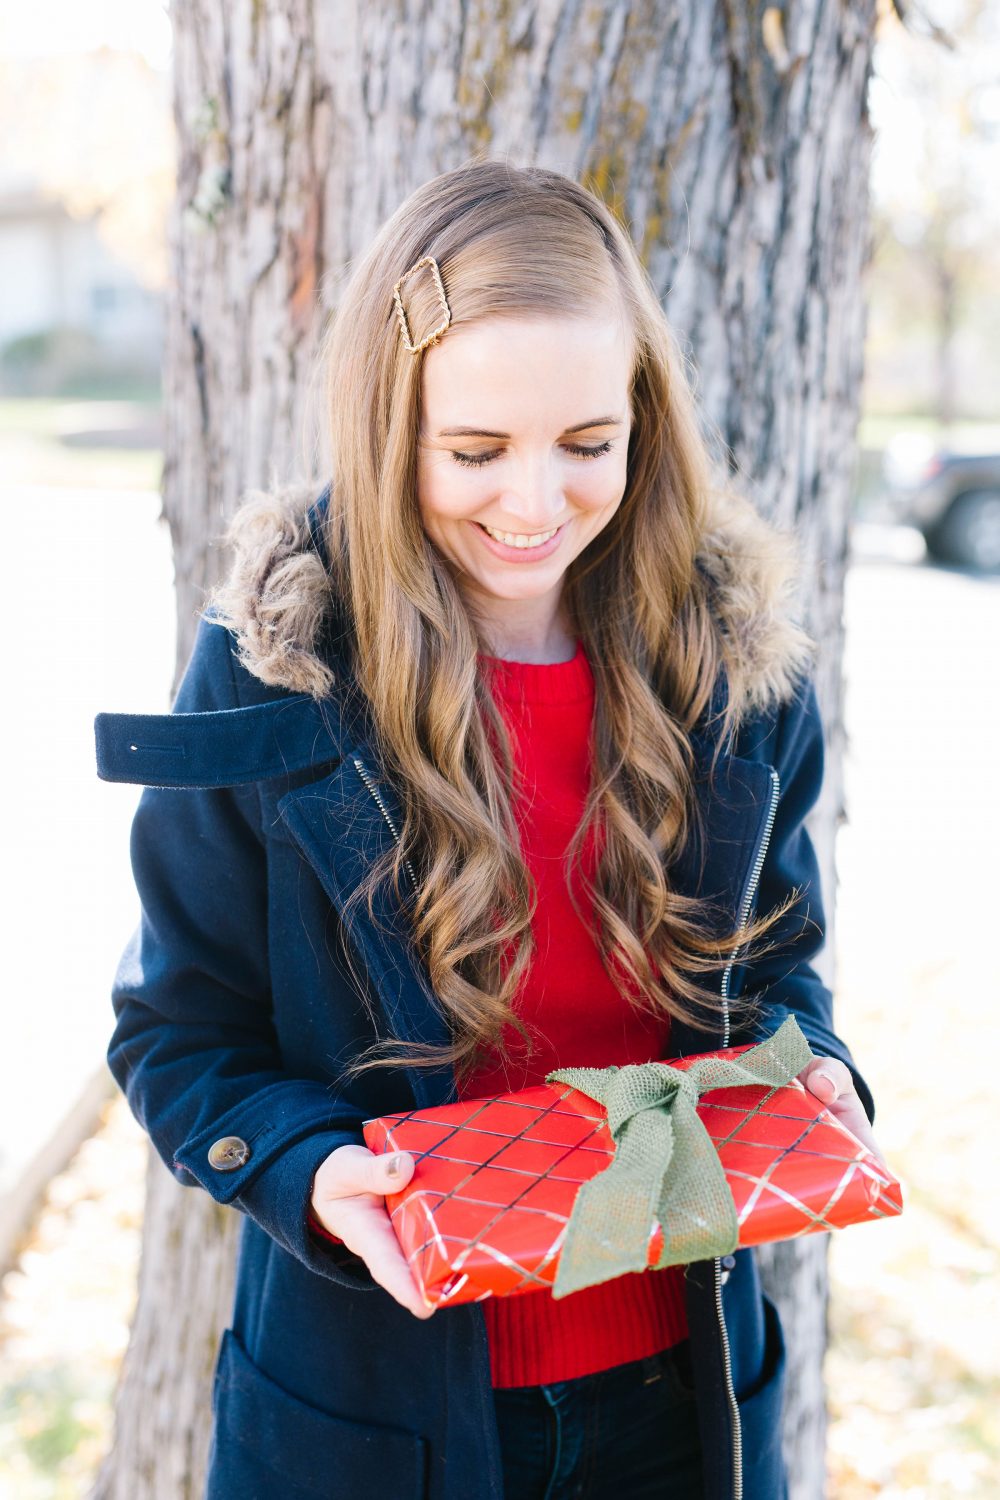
[358,1038,903,1309]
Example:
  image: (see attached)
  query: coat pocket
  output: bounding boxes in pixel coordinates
[735,1291,789,1500]
[206,1327,427,1499]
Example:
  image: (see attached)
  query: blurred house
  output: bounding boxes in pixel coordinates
[0,172,163,394]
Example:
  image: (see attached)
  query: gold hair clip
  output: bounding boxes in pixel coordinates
[393,254,452,353]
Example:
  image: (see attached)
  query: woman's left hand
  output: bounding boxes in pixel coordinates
[797,1056,889,1173]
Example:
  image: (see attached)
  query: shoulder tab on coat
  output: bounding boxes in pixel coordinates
[95,694,345,789]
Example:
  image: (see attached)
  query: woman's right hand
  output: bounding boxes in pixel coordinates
[310,1144,433,1319]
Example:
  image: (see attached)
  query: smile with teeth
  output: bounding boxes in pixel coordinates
[478,522,561,548]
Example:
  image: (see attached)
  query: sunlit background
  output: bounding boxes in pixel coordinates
[0,1,998,1496]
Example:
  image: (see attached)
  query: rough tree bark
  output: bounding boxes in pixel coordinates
[93,3,878,1496]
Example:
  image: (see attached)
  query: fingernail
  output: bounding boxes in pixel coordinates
[385,1153,402,1177]
[816,1070,837,1091]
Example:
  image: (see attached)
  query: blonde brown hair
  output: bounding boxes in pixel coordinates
[211,158,813,1087]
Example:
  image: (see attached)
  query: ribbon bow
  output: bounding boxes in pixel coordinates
[545,1013,814,1299]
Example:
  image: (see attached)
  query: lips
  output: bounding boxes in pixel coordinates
[472,520,567,562]
[476,528,554,552]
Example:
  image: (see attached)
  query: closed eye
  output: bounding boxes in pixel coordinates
[451,440,614,469]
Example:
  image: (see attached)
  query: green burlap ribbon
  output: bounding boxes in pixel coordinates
[545,1013,814,1299]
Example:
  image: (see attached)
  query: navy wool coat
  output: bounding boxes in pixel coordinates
[95,488,875,1500]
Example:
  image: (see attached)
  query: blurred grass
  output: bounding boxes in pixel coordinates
[823,1026,1000,1495]
[0,398,163,491]
[823,548,1000,1497]
[0,1095,145,1500]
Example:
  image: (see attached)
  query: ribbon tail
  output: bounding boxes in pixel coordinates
[653,1095,738,1267]
[550,1111,676,1300]
[647,1013,815,1265]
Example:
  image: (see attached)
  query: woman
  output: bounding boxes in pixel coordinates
[96,159,884,1500]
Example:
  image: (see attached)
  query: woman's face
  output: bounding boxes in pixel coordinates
[416,312,633,645]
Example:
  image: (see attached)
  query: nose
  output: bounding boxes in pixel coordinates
[498,454,566,530]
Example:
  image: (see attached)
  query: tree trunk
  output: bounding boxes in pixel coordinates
[934,257,958,430]
[94,3,877,1496]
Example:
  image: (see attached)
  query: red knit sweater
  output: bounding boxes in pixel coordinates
[465,637,689,1387]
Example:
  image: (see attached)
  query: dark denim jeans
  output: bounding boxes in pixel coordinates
[491,1339,704,1500]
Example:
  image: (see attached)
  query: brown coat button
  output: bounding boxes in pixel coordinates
[207,1136,251,1171]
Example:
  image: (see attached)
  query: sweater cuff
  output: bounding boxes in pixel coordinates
[307,1203,342,1245]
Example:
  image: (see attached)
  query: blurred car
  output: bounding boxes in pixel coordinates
[882,434,1000,570]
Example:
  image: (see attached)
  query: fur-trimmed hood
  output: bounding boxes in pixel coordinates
[206,481,815,725]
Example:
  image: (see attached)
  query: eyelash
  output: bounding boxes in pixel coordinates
[451,440,614,469]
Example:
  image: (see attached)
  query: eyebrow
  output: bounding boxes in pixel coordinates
[437,415,625,439]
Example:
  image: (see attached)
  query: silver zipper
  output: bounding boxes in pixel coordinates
[351,756,419,896]
[715,762,780,1500]
[714,1255,742,1500]
[720,766,781,1048]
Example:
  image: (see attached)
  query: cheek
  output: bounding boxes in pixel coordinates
[415,472,449,535]
[570,456,628,513]
[417,458,488,525]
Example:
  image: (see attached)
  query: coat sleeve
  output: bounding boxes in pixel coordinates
[104,613,377,1289]
[731,675,877,1127]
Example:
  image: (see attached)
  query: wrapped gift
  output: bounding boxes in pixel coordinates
[361,1015,902,1309]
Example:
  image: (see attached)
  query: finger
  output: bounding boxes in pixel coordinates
[319,1145,417,1203]
[810,1081,871,1139]
[799,1066,887,1162]
[851,1130,889,1174]
[802,1059,851,1103]
[333,1201,433,1319]
[811,1094,890,1173]
[842,1117,890,1173]
[792,1061,890,1173]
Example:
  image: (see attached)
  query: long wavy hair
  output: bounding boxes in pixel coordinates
[212,158,812,1088]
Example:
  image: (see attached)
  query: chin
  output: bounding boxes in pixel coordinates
[480,560,564,586]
